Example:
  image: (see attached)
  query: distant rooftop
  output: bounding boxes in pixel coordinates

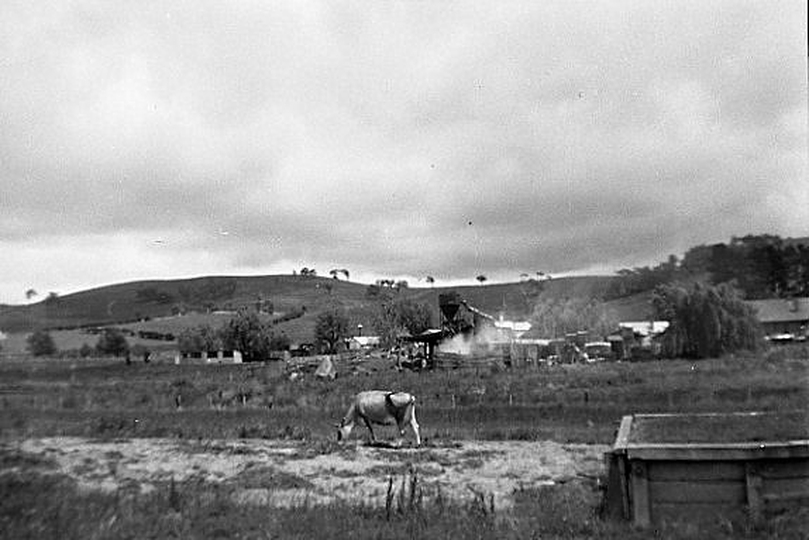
[747,298,809,323]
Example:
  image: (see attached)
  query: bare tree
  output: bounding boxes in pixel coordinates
[25,288,37,301]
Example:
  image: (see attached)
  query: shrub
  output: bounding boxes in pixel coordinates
[27,330,57,356]
[95,328,129,357]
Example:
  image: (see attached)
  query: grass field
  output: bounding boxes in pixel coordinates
[1,352,807,538]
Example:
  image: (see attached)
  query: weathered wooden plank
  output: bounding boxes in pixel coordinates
[762,477,809,500]
[613,415,633,451]
[626,441,809,461]
[631,461,651,526]
[745,462,764,525]
[649,480,746,504]
[653,502,745,525]
[758,459,809,479]
[647,461,745,482]
[603,451,630,520]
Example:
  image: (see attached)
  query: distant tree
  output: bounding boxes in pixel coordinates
[27,330,57,356]
[178,324,221,354]
[425,276,435,286]
[476,275,487,285]
[45,291,59,303]
[269,333,291,351]
[394,280,409,291]
[95,328,129,357]
[652,282,763,359]
[341,269,350,280]
[374,296,433,348]
[530,298,618,340]
[314,307,350,354]
[25,288,37,301]
[79,343,94,358]
[220,310,276,362]
[519,277,545,312]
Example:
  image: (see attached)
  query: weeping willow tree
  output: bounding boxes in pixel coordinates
[652,282,763,359]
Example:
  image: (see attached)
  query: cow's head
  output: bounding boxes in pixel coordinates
[335,418,352,442]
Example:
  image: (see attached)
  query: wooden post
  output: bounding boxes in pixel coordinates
[631,461,651,526]
[745,462,764,526]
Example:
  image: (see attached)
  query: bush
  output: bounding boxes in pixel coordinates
[220,309,277,362]
[27,330,57,356]
[95,328,129,357]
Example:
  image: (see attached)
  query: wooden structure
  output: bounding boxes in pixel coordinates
[604,412,809,526]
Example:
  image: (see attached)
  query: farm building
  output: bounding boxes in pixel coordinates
[493,316,532,339]
[346,336,380,350]
[747,297,809,339]
[175,350,243,364]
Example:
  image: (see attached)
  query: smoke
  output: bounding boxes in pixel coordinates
[438,325,505,355]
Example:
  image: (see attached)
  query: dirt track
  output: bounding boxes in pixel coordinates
[4,437,608,509]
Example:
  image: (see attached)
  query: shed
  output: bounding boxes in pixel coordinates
[604,411,809,527]
[747,297,809,338]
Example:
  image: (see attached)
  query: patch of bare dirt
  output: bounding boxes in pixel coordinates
[7,437,608,508]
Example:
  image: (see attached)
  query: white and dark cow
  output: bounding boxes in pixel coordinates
[336,390,421,446]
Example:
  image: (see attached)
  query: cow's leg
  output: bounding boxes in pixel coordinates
[409,409,421,446]
[362,416,376,442]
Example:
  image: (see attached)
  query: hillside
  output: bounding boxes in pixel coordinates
[0,274,643,341]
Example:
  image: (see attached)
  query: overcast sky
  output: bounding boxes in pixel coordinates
[1,1,806,304]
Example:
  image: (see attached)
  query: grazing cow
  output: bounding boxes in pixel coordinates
[336,391,421,446]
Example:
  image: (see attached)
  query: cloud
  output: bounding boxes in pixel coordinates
[0,0,806,303]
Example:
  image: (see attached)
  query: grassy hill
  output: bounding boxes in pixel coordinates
[0,274,655,352]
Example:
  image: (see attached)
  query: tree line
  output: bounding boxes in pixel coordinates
[607,235,809,300]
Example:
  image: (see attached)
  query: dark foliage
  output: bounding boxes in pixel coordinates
[219,310,279,362]
[608,235,809,300]
[373,296,433,347]
[315,307,350,354]
[27,330,57,356]
[95,328,129,357]
[652,283,763,358]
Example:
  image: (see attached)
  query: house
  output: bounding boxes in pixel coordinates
[346,336,381,350]
[618,321,670,338]
[174,350,243,364]
[493,317,532,339]
[747,297,809,339]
